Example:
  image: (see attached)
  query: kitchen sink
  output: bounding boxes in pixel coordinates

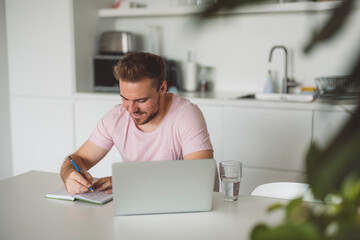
[236,93,315,103]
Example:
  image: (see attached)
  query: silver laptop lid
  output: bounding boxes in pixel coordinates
[112,159,216,216]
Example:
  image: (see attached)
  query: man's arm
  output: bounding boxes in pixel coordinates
[184,150,213,160]
[61,140,109,194]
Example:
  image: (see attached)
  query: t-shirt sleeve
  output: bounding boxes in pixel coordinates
[88,107,118,151]
[179,103,213,156]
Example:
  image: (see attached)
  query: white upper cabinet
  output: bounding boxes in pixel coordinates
[5,0,75,97]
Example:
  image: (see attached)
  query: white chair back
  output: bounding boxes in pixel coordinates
[251,182,310,200]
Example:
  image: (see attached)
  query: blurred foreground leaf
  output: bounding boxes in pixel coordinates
[201,0,269,17]
[267,202,283,212]
[304,0,355,53]
[251,222,321,240]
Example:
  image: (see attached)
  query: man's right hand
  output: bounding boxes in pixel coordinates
[64,170,94,194]
[61,141,109,194]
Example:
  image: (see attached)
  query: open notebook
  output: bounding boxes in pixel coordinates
[45,187,113,205]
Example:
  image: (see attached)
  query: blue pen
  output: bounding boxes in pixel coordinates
[68,156,94,192]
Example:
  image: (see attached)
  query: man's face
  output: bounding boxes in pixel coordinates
[119,78,163,126]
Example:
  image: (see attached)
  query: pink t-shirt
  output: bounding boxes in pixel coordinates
[89,93,213,162]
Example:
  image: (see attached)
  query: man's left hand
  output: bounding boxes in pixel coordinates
[92,177,112,194]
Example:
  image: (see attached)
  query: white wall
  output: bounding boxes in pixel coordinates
[113,3,360,93]
[0,0,13,180]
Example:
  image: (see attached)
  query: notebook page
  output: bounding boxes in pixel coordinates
[75,191,113,204]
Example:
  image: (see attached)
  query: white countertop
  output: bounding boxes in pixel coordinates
[75,90,359,112]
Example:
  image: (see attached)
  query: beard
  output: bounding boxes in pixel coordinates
[131,95,160,126]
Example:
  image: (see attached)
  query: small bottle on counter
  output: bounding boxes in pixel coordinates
[264,70,275,93]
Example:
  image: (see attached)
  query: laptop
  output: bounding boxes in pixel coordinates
[112,159,216,216]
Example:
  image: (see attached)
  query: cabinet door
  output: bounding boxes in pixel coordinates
[74,99,122,177]
[6,0,74,97]
[223,107,312,172]
[11,97,74,175]
[197,104,223,164]
[312,110,352,149]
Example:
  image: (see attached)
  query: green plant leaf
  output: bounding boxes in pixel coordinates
[341,173,360,204]
[200,0,270,17]
[267,202,284,212]
[304,0,355,53]
[250,222,321,240]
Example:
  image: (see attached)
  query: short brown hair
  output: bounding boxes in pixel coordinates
[113,52,166,90]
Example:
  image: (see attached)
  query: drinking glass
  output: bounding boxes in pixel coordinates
[219,161,242,201]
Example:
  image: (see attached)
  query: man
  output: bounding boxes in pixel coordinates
[61,52,214,194]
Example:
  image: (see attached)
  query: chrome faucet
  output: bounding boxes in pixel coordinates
[269,45,299,93]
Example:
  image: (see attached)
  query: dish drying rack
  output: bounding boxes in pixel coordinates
[315,75,360,99]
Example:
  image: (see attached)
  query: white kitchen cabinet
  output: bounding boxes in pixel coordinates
[74,98,123,178]
[223,106,313,172]
[5,0,74,98]
[6,0,78,177]
[10,97,74,175]
[312,109,352,149]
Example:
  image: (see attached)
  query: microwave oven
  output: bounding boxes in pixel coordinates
[93,55,180,92]
[93,55,121,92]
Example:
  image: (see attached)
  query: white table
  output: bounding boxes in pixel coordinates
[0,171,286,240]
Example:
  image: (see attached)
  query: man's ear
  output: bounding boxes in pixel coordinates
[160,80,167,93]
